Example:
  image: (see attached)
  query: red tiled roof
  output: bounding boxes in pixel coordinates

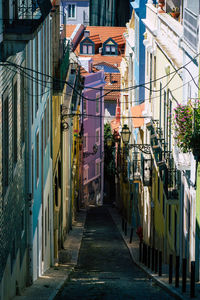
[64,25,126,62]
[61,24,77,40]
[112,35,125,45]
[104,73,121,101]
[91,54,123,66]
[88,34,102,44]
[130,103,145,128]
[84,26,126,43]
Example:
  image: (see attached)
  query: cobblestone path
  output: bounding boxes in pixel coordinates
[55,206,174,300]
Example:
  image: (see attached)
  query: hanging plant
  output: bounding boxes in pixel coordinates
[173,100,200,153]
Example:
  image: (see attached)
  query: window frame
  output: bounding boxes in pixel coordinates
[83,164,89,183]
[95,159,101,177]
[68,3,76,19]
[96,92,100,115]
[83,133,88,152]
[81,43,93,55]
[104,44,117,55]
[36,130,40,187]
[95,128,100,146]
[13,77,18,166]
[2,87,9,192]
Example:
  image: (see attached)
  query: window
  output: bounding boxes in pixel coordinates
[146,51,149,77]
[31,41,34,124]
[135,16,139,61]
[45,207,47,246]
[54,176,58,206]
[105,45,116,55]
[174,211,177,251]
[154,56,156,88]
[83,134,88,151]
[157,175,160,202]
[96,93,100,114]
[47,98,49,139]
[20,72,25,144]
[83,99,87,115]
[36,131,39,185]
[32,147,34,196]
[58,160,61,188]
[13,80,18,165]
[124,95,128,110]
[48,196,50,231]
[95,159,101,176]
[96,100,100,114]
[21,208,25,237]
[44,106,47,149]
[44,20,47,87]
[84,165,89,183]
[35,36,38,113]
[159,82,162,128]
[68,4,76,18]
[3,91,9,191]
[82,44,93,54]
[41,27,44,95]
[96,128,100,145]
[168,205,171,233]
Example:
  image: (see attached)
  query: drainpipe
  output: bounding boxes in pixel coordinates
[100,86,103,205]
[27,42,33,286]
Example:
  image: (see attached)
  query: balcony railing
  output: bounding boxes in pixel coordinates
[1,0,52,60]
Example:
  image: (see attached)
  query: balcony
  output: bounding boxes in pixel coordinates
[141,153,152,187]
[167,168,180,203]
[0,0,52,60]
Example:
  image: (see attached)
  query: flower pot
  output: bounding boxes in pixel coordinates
[170,12,180,19]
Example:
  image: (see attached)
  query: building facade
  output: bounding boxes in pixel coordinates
[81,65,105,206]
[0,0,53,298]
[61,0,90,25]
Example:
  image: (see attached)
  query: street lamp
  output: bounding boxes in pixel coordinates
[106,137,113,147]
[121,124,151,154]
[121,124,131,145]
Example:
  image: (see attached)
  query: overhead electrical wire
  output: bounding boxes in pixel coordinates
[1,52,200,105]
[0,51,199,93]
[5,62,199,106]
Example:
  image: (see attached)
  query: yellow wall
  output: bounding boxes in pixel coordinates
[152,47,182,256]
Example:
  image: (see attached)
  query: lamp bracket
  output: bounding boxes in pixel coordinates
[128,144,151,155]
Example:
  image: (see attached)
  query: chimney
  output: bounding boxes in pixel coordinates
[84,30,90,37]
[79,57,93,73]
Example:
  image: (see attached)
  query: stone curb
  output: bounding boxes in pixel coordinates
[108,207,186,300]
[13,209,86,300]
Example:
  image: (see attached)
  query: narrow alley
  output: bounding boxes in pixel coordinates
[55,206,174,300]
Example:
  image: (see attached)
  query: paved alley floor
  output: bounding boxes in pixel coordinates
[55,206,175,300]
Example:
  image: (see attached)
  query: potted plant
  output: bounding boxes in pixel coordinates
[170,7,180,19]
[173,100,200,157]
